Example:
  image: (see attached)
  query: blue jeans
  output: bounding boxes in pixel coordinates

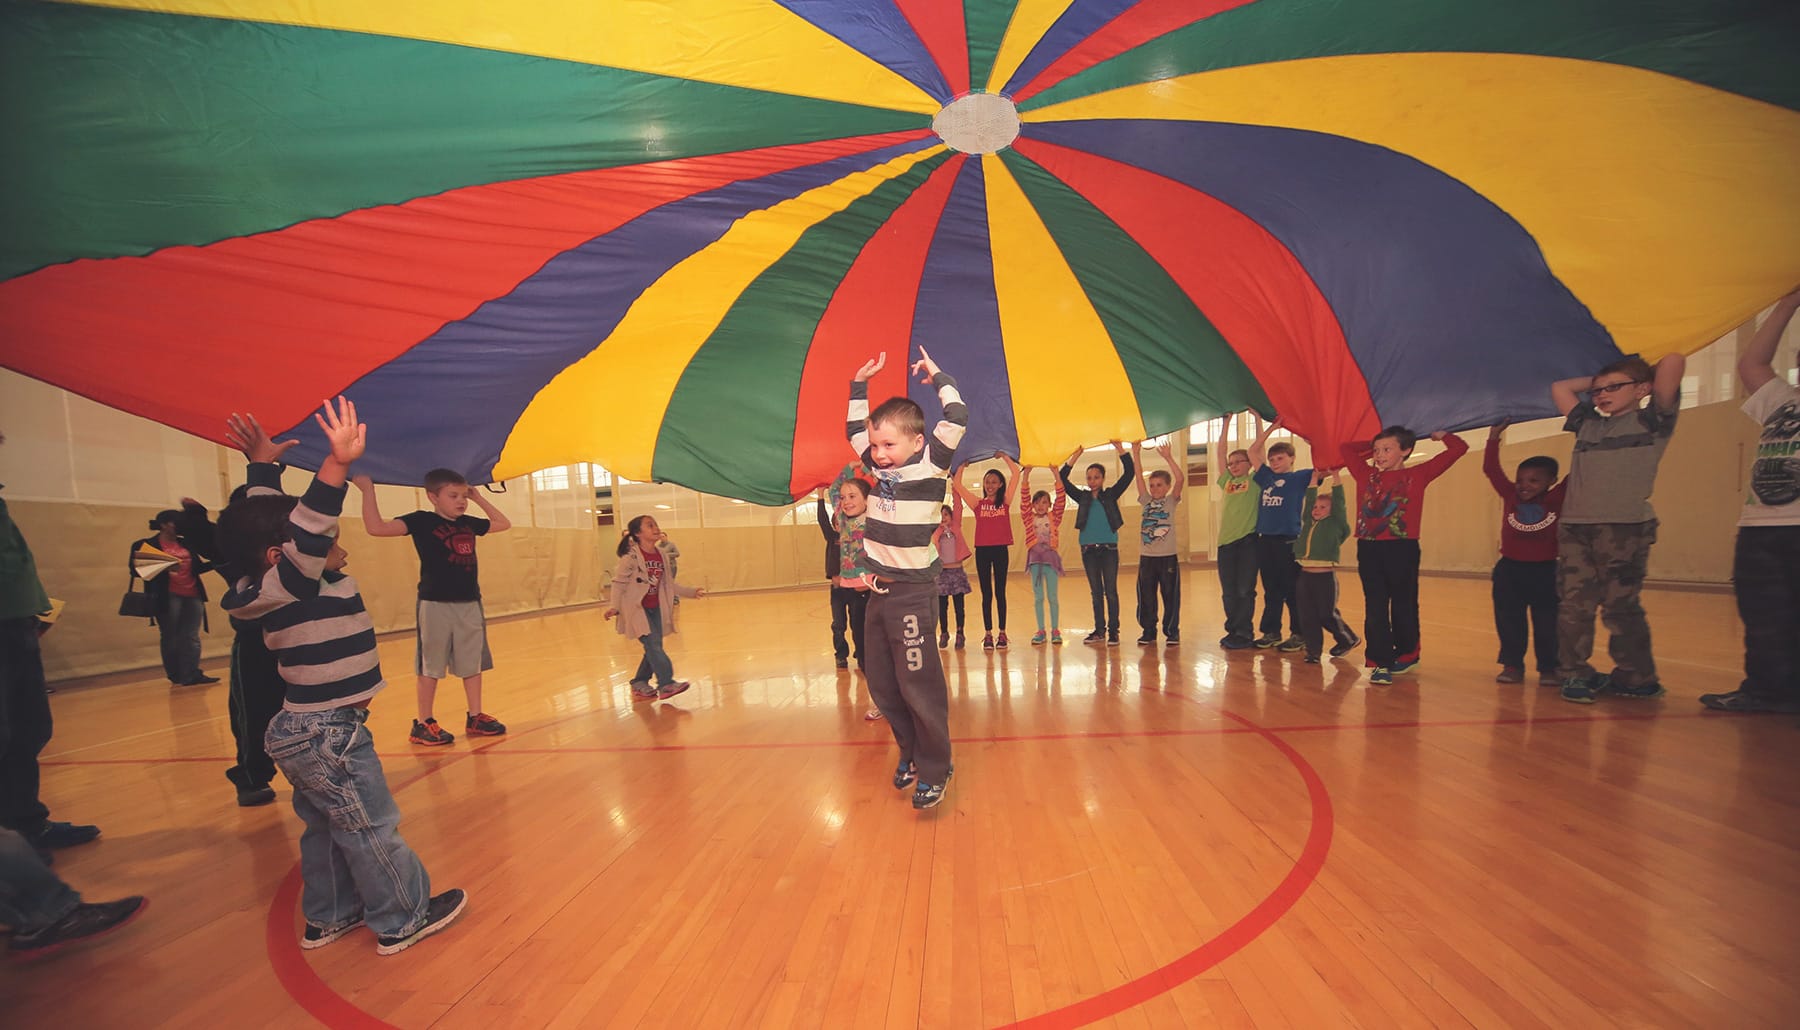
[0,827,79,932]
[1081,544,1120,634]
[634,607,675,685]
[265,706,430,937]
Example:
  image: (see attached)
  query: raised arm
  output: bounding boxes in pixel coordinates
[847,352,885,461]
[1248,416,1277,471]
[816,487,835,537]
[1107,440,1134,498]
[468,485,513,534]
[1482,423,1513,498]
[350,475,409,537]
[1326,476,1349,537]
[1129,441,1149,495]
[1650,352,1686,413]
[948,464,982,509]
[1158,440,1184,499]
[1739,287,1800,394]
[1058,446,1087,498]
[1551,375,1594,417]
[1416,429,1470,480]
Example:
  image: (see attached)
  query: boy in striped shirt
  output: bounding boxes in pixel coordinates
[217,399,465,956]
[848,348,967,811]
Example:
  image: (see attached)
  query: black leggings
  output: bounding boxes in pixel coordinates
[937,593,966,633]
[975,545,1010,631]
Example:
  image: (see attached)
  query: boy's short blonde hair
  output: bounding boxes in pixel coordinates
[868,396,924,437]
[1148,470,1172,486]
[1268,441,1296,459]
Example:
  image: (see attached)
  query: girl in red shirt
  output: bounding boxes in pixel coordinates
[951,456,1019,650]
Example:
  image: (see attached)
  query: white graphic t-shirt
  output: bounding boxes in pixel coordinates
[1739,378,1800,527]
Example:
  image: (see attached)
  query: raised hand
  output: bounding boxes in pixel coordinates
[854,353,887,382]
[224,412,301,465]
[1429,430,1447,442]
[1487,421,1509,441]
[912,345,941,384]
[313,396,366,466]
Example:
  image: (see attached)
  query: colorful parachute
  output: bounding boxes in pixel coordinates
[3,1,1798,503]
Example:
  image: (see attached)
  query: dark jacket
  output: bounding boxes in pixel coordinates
[130,506,218,626]
[1060,452,1135,535]
[817,497,838,581]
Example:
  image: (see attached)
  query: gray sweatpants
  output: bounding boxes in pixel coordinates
[863,580,952,785]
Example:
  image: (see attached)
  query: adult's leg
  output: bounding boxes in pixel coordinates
[175,596,204,684]
[0,618,54,835]
[157,594,182,681]
[0,827,81,931]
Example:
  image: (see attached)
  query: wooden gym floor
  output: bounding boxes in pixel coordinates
[4,571,1797,1028]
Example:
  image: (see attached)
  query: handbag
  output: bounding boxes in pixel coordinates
[118,572,157,619]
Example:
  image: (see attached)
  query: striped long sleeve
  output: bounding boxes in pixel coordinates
[847,373,968,581]
[222,474,384,712]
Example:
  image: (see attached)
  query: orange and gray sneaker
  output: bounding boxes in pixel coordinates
[409,718,455,746]
[465,712,507,737]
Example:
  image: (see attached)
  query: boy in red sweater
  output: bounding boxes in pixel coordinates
[1483,423,1567,686]
[1340,426,1469,685]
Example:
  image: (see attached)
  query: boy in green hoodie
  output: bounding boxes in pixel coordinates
[1290,468,1361,664]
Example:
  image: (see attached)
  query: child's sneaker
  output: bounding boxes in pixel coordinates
[301,915,365,950]
[1329,633,1361,658]
[1253,633,1280,649]
[466,712,506,737]
[657,681,691,700]
[8,896,147,959]
[1610,680,1665,700]
[1165,636,1179,647]
[1137,634,1156,645]
[912,781,947,810]
[1030,631,1047,645]
[1050,631,1063,645]
[864,708,885,721]
[1221,635,1255,650]
[1369,667,1394,686]
[1560,674,1610,704]
[996,632,1009,649]
[1538,673,1561,688]
[1083,631,1105,645]
[1390,655,1421,675]
[893,761,916,790]
[1495,666,1524,684]
[954,633,966,650]
[982,633,994,650]
[629,680,658,701]
[409,719,454,747]
[1277,636,1304,653]
[1107,632,1120,647]
[938,629,949,649]
[375,889,467,956]
[1304,654,1321,664]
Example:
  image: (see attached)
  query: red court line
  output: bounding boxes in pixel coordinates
[44,711,1707,767]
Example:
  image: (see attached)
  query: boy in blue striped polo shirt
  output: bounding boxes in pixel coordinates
[848,348,967,811]
[217,398,465,956]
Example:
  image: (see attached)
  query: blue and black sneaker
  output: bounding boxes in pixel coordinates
[893,761,916,790]
[1560,674,1611,705]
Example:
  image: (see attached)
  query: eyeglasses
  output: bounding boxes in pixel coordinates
[1590,380,1644,396]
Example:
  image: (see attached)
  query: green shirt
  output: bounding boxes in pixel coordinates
[0,490,51,621]
[1292,485,1349,566]
[1217,471,1259,546]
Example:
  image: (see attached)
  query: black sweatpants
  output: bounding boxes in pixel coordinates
[1254,533,1300,636]
[1735,525,1800,702]
[0,617,53,836]
[1136,554,1181,639]
[864,581,951,785]
[226,628,286,791]
[1492,558,1557,674]
[828,585,869,663]
[1357,539,1422,666]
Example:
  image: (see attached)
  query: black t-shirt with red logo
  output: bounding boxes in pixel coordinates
[400,511,491,602]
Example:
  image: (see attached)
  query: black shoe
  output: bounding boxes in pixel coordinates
[1083,631,1105,645]
[30,821,100,850]
[913,781,947,810]
[1136,634,1155,645]
[1253,634,1280,649]
[237,786,277,808]
[1329,634,1362,658]
[9,897,147,958]
[302,915,365,950]
[1304,655,1322,664]
[835,657,849,669]
[1220,635,1255,651]
[1699,689,1800,714]
[375,889,467,956]
[1107,633,1120,647]
[893,761,916,790]
[183,673,221,685]
[1276,635,1305,653]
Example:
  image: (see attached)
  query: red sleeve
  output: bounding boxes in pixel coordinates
[1481,436,1512,498]
[1339,440,1374,474]
[1417,433,1470,482]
